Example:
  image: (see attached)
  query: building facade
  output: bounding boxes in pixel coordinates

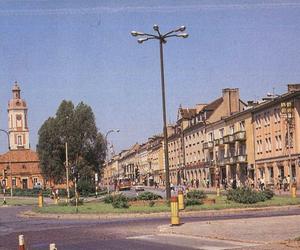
[0,83,44,189]
[104,84,300,189]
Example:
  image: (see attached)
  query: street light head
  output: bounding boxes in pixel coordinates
[131,31,145,37]
[174,25,186,32]
[131,31,138,37]
[137,38,148,44]
[177,33,189,38]
[179,26,186,32]
[153,24,159,31]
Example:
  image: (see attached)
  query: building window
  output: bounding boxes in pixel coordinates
[229,125,234,134]
[208,132,213,142]
[265,138,269,152]
[219,128,224,138]
[278,135,282,150]
[239,121,245,131]
[12,178,16,187]
[17,136,22,146]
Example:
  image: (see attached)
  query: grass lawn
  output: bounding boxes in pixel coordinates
[185,195,300,211]
[34,195,300,214]
[1,197,38,206]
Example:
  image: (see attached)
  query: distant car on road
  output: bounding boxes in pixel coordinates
[33,182,43,189]
[118,177,131,191]
[134,185,145,192]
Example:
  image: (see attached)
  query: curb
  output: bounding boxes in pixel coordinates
[20,204,300,220]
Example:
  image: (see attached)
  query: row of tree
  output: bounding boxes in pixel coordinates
[37,100,106,186]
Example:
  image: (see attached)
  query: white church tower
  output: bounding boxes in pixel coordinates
[7,82,30,150]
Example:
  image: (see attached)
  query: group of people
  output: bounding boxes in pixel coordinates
[276,175,294,192]
[184,178,210,189]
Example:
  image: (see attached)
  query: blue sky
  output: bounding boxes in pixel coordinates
[0,0,300,153]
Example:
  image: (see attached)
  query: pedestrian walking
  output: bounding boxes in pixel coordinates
[206,178,210,188]
[287,175,291,191]
[196,179,199,189]
[232,178,237,189]
[283,176,288,191]
[260,177,265,191]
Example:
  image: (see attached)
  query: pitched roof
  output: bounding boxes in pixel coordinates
[203,97,223,111]
[179,108,197,119]
[0,149,39,163]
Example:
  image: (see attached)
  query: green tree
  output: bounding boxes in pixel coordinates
[37,100,106,185]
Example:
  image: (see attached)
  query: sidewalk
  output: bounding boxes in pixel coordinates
[159,214,300,249]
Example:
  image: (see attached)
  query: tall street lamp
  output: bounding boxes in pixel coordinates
[105,129,120,193]
[131,25,188,199]
[65,116,70,202]
[0,129,12,199]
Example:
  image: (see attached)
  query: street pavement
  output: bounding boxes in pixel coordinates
[1,203,300,249]
[159,214,300,249]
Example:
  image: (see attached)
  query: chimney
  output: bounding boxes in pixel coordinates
[288,84,300,93]
[166,125,175,137]
[222,88,240,115]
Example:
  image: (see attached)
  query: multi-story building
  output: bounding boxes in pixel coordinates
[104,84,300,189]
[136,143,149,184]
[147,135,164,186]
[252,84,300,188]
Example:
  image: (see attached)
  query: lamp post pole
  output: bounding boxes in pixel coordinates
[0,129,12,198]
[65,141,70,202]
[65,115,70,203]
[131,25,188,200]
[105,129,120,194]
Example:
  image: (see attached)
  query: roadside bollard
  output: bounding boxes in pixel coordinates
[177,190,185,210]
[38,191,44,208]
[54,193,58,205]
[49,243,57,250]
[18,235,25,250]
[291,184,297,198]
[170,196,180,226]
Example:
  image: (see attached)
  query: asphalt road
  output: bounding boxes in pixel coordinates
[1,205,300,250]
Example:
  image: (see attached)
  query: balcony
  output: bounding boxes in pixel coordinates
[223,135,234,144]
[234,131,246,141]
[218,158,226,166]
[224,156,235,165]
[214,139,220,146]
[203,141,214,150]
[219,138,224,145]
[236,155,247,163]
[205,159,215,167]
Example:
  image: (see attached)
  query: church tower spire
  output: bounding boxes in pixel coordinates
[7,82,30,150]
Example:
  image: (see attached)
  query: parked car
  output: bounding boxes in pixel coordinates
[33,182,43,189]
[134,185,145,192]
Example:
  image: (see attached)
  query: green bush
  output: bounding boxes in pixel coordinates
[12,188,52,197]
[77,179,95,197]
[103,194,114,204]
[148,201,155,207]
[137,191,162,200]
[186,190,207,199]
[69,198,84,206]
[111,194,129,209]
[185,198,203,206]
[227,187,273,204]
[262,188,274,200]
